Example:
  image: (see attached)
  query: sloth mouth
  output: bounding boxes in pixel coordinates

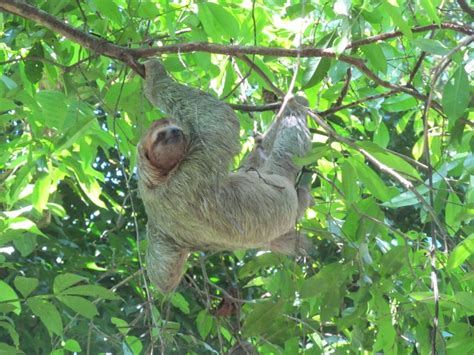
[164,135,183,145]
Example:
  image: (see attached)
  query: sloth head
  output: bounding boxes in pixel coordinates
[141,118,187,176]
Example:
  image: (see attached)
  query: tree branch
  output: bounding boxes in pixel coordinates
[347,23,473,48]
[0,0,145,76]
[320,90,397,116]
[1,0,472,82]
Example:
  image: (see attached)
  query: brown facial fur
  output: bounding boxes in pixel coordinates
[141,119,187,177]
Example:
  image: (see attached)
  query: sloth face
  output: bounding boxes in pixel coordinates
[143,119,187,175]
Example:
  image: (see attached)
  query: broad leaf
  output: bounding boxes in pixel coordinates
[27,297,63,336]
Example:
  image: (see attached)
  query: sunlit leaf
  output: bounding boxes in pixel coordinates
[448,235,474,271]
[349,159,399,202]
[0,281,21,315]
[32,173,52,212]
[64,339,82,352]
[198,3,240,40]
[380,2,412,39]
[126,336,143,355]
[419,0,440,24]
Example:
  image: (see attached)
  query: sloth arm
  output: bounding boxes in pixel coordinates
[143,60,240,173]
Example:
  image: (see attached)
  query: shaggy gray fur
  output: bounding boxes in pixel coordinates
[137,60,312,293]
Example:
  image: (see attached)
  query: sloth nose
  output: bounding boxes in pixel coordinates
[168,127,181,137]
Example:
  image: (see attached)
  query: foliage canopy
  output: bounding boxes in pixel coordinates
[0,0,473,353]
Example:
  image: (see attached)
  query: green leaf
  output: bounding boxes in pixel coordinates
[196,310,213,339]
[420,0,440,24]
[349,159,398,202]
[0,321,19,347]
[0,343,20,354]
[454,292,474,314]
[380,246,405,275]
[25,43,44,84]
[27,297,63,336]
[412,39,449,55]
[63,339,82,352]
[112,317,129,336]
[36,90,68,130]
[0,98,16,111]
[445,192,462,233]
[32,173,51,212]
[302,58,332,89]
[57,295,98,319]
[341,160,359,202]
[53,273,87,294]
[447,235,474,271]
[241,299,285,338]
[170,293,190,314]
[60,285,119,300]
[136,2,161,19]
[14,276,39,298]
[285,3,316,19]
[382,94,417,112]
[126,336,143,355]
[13,234,37,257]
[442,67,470,124]
[92,0,122,24]
[0,281,21,315]
[380,2,412,39]
[198,3,240,40]
[294,145,329,165]
[373,121,390,148]
[300,263,347,298]
[357,141,421,180]
[6,217,46,237]
[55,115,96,152]
[361,44,387,73]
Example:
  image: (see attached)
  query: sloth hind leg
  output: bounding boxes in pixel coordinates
[146,237,189,294]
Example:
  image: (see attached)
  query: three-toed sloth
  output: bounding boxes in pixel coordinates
[137,60,313,293]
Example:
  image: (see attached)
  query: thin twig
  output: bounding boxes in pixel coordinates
[333,68,352,107]
[456,0,474,17]
[236,54,285,97]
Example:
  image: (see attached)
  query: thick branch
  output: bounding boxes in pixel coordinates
[0,0,468,111]
[0,0,145,76]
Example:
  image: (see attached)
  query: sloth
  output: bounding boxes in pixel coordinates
[137,60,312,293]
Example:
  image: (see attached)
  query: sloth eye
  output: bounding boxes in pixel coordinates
[155,132,166,142]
